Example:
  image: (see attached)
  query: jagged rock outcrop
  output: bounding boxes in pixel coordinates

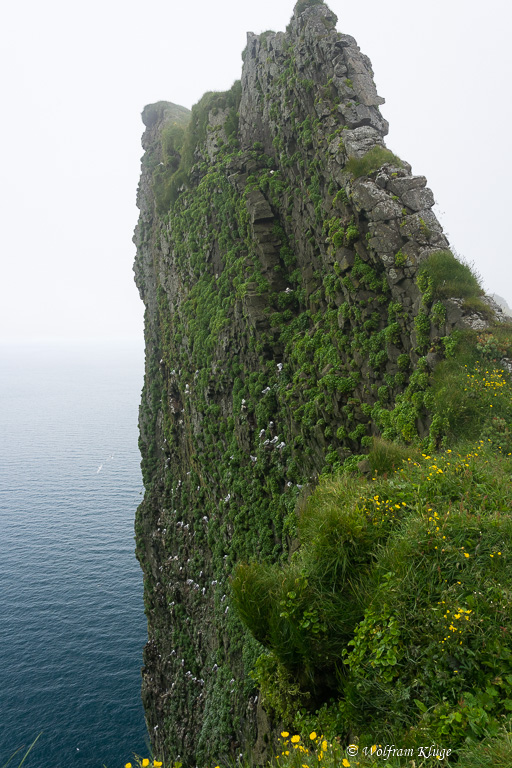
[492,293,512,318]
[133,2,499,765]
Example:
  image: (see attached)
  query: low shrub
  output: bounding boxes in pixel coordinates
[233,440,512,757]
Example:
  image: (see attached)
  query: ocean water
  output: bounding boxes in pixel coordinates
[0,342,148,768]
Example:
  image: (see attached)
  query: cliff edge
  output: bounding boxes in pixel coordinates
[133,1,505,764]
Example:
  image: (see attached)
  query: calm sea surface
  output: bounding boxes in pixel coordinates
[0,342,148,768]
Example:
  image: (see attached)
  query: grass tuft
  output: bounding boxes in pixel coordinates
[417,250,484,301]
[2,733,42,768]
[345,146,403,178]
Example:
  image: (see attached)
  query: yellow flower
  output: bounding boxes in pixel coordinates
[371,745,377,753]
[464,553,470,558]
[291,735,300,743]
[281,732,289,738]
[125,764,132,768]
[322,741,327,751]
[142,761,150,768]
[154,762,163,768]
[343,760,351,767]
[309,732,317,740]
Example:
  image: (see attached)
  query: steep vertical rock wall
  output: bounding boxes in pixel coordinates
[133,3,498,765]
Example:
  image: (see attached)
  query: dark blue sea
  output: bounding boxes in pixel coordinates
[0,341,148,768]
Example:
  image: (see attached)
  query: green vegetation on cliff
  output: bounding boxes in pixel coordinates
[228,328,512,762]
[345,146,403,179]
[133,1,512,765]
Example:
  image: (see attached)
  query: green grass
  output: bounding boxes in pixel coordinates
[416,249,496,320]
[345,146,403,178]
[417,250,484,301]
[233,424,512,757]
[2,733,42,768]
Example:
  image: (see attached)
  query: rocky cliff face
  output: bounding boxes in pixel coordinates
[133,2,499,765]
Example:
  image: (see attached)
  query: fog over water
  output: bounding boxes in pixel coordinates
[0,342,147,768]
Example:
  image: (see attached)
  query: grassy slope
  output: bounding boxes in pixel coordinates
[232,326,512,766]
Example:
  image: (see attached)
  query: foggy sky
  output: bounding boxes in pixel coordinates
[1,0,510,343]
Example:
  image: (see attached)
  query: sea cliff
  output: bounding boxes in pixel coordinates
[133,2,508,764]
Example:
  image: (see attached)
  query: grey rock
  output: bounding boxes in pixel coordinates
[246,190,273,223]
[315,100,333,119]
[339,102,389,134]
[426,351,443,369]
[401,186,435,212]
[334,62,348,77]
[328,136,344,155]
[354,72,386,107]
[335,249,355,272]
[387,267,401,283]
[462,314,491,331]
[343,125,385,158]
[337,33,358,47]
[368,221,403,253]
[480,295,507,323]
[387,175,427,195]
[368,198,404,222]
[400,210,443,243]
[205,108,230,160]
[491,294,512,317]
[357,458,371,473]
[351,178,391,212]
